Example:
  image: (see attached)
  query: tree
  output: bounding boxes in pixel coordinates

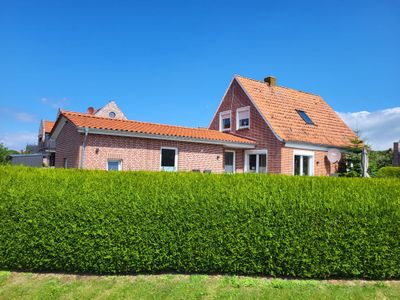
[338,136,364,177]
[0,143,18,165]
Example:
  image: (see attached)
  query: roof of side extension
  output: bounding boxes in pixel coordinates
[55,111,256,146]
[43,120,55,133]
[235,75,357,148]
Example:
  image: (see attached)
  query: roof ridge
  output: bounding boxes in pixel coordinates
[61,110,233,135]
[236,74,322,97]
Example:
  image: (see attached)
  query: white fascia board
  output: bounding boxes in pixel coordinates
[234,76,284,142]
[50,117,68,140]
[77,127,256,149]
[208,76,236,128]
[285,141,345,152]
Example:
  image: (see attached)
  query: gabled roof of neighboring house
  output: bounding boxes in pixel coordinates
[43,120,55,133]
[52,110,256,147]
[234,75,357,148]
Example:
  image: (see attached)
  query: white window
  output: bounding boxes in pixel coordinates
[244,150,267,173]
[160,147,178,171]
[237,106,250,130]
[293,150,314,176]
[224,150,235,173]
[107,160,122,171]
[219,110,231,131]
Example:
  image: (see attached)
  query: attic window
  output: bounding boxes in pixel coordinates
[109,112,116,118]
[296,110,314,125]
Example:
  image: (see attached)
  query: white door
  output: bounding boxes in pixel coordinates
[245,150,267,173]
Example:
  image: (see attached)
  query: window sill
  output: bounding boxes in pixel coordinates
[236,126,250,130]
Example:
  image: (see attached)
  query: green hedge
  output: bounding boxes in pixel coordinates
[377,166,400,178]
[1,166,400,279]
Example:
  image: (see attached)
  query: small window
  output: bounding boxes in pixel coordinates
[109,111,116,118]
[219,110,231,131]
[237,107,250,129]
[296,110,314,125]
[161,148,177,171]
[107,160,121,171]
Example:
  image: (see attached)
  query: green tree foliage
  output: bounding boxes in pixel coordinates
[0,166,399,279]
[377,167,400,178]
[0,143,18,165]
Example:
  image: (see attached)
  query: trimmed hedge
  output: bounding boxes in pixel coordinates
[377,166,400,178]
[0,166,400,279]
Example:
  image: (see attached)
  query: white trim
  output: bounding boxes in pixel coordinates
[219,110,232,132]
[285,141,343,152]
[234,76,284,142]
[160,147,178,172]
[76,127,255,149]
[236,106,250,130]
[244,149,268,173]
[208,76,236,128]
[107,159,122,171]
[224,150,236,173]
[293,150,315,176]
[50,117,68,140]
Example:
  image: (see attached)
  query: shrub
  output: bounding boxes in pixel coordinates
[377,167,400,178]
[0,166,400,279]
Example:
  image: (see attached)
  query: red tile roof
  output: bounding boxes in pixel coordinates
[60,111,256,145]
[43,120,55,133]
[236,75,357,148]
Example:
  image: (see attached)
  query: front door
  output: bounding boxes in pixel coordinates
[224,151,235,173]
[245,150,267,173]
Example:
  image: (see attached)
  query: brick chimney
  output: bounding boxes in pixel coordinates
[394,142,400,166]
[264,76,276,86]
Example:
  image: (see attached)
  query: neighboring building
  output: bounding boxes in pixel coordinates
[10,153,44,167]
[38,120,56,166]
[394,142,400,166]
[49,75,357,175]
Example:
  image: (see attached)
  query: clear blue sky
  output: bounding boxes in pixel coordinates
[1,0,399,150]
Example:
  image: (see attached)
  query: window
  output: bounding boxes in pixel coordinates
[107,160,121,171]
[296,110,314,125]
[293,150,314,176]
[219,110,231,131]
[244,150,267,173]
[63,158,68,168]
[237,107,250,129]
[160,147,178,171]
[109,111,116,118]
[224,151,235,173]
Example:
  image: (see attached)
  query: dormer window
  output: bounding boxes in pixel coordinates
[109,111,116,118]
[219,110,231,131]
[296,110,314,125]
[237,106,250,130]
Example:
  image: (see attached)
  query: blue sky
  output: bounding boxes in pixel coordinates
[1,0,399,150]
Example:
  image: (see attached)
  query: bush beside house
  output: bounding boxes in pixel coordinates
[0,166,399,279]
[377,167,400,178]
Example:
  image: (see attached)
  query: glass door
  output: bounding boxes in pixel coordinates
[224,151,235,173]
[245,150,267,173]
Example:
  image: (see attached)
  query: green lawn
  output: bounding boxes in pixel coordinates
[0,272,399,300]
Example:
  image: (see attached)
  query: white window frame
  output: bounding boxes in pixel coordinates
[293,150,315,176]
[244,149,268,173]
[219,110,232,131]
[107,159,122,171]
[236,106,250,130]
[160,147,178,171]
[224,150,236,173]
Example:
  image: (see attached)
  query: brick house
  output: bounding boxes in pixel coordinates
[50,75,357,175]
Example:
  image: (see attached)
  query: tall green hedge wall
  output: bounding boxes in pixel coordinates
[1,166,399,278]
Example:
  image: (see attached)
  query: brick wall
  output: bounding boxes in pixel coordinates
[209,79,284,173]
[394,142,400,166]
[55,121,83,168]
[81,134,225,173]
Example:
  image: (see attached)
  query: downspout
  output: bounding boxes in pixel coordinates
[80,127,89,169]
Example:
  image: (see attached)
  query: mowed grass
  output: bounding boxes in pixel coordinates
[0,272,400,300]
